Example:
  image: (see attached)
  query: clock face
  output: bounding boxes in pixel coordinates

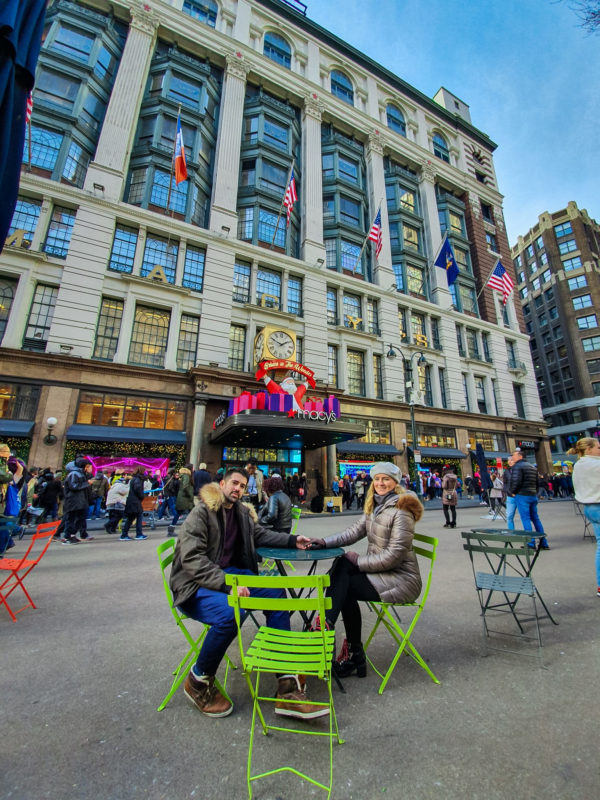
[253,332,264,364]
[267,330,295,359]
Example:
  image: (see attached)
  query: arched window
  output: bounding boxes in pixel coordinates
[386,104,406,136]
[433,132,450,163]
[263,32,291,69]
[330,70,353,105]
[183,0,217,28]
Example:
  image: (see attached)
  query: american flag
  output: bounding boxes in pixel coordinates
[487,260,515,305]
[25,92,33,124]
[368,207,383,259]
[283,167,297,226]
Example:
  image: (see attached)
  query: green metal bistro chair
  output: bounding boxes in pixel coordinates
[364,533,440,694]
[290,506,301,536]
[156,539,235,711]
[461,530,548,665]
[226,573,343,800]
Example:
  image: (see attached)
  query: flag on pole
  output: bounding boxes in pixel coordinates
[25,92,33,124]
[174,115,187,184]
[368,207,383,260]
[487,260,515,305]
[434,235,459,285]
[283,167,297,225]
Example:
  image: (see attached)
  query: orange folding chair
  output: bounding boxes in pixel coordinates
[0,520,60,622]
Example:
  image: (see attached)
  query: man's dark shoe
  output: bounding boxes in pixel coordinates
[184,672,233,717]
[540,537,550,550]
[275,675,329,719]
[61,536,80,545]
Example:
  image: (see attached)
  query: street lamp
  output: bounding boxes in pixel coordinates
[386,344,428,498]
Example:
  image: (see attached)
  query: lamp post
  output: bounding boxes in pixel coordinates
[386,344,427,499]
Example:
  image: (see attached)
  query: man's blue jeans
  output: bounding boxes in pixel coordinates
[158,496,175,520]
[582,503,600,586]
[180,567,290,676]
[506,496,517,530]
[88,497,104,519]
[514,494,545,533]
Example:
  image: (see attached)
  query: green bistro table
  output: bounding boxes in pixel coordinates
[470,529,558,625]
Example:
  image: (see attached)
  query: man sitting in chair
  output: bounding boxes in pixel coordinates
[169,467,327,720]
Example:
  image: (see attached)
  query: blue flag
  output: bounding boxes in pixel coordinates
[434,235,459,286]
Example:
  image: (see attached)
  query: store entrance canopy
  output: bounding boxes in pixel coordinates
[208,411,365,450]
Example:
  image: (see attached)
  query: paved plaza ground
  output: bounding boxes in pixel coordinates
[2,499,598,800]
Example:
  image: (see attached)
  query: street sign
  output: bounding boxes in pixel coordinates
[414,450,422,463]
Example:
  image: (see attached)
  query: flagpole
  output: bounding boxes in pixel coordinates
[476,259,501,299]
[27,117,32,172]
[429,233,448,275]
[351,198,383,272]
[164,103,182,217]
[270,158,295,249]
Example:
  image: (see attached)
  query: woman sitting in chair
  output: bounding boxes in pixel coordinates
[307,462,423,678]
[258,476,292,534]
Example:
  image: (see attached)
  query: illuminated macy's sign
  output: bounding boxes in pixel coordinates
[289,408,337,423]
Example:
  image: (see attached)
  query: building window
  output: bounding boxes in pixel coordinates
[466,329,480,359]
[330,70,354,105]
[287,276,303,316]
[438,367,448,408]
[263,32,291,68]
[588,359,600,373]
[386,104,406,135]
[0,382,41,420]
[176,314,200,371]
[327,344,338,386]
[22,284,58,351]
[258,208,286,249]
[43,206,76,258]
[25,126,63,171]
[76,391,186,429]
[430,318,442,351]
[456,325,466,357]
[183,0,217,26]
[141,235,178,284]
[485,231,498,252]
[326,288,337,325]
[93,297,123,361]
[411,312,426,344]
[406,264,426,297]
[532,277,541,291]
[150,168,188,215]
[513,383,526,418]
[233,260,251,303]
[0,277,18,343]
[542,269,551,283]
[128,305,170,368]
[108,225,138,273]
[573,294,593,310]
[8,197,42,244]
[373,354,383,399]
[520,287,529,298]
[256,267,281,308]
[558,239,577,255]
[462,373,470,411]
[366,299,379,335]
[228,324,246,370]
[50,23,95,61]
[554,221,572,238]
[568,275,587,290]
[347,350,365,395]
[481,202,493,223]
[563,256,582,272]
[577,315,598,330]
[182,245,205,292]
[475,376,488,414]
[432,132,449,162]
[459,285,478,315]
[482,332,492,362]
[343,293,362,329]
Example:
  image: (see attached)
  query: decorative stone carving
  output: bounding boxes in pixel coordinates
[129,2,159,36]
[418,158,436,184]
[303,93,324,121]
[493,206,505,231]
[367,129,384,157]
[226,52,250,81]
[469,196,481,218]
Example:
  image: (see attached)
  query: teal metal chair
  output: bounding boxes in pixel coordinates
[156,539,235,711]
[226,573,343,799]
[364,532,440,693]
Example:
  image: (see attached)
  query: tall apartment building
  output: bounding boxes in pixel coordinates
[0,0,548,485]
[512,202,600,461]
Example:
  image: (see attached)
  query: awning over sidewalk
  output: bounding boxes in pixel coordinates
[208,411,364,450]
[336,441,404,456]
[484,451,512,459]
[419,447,467,459]
[0,420,34,437]
[66,424,186,445]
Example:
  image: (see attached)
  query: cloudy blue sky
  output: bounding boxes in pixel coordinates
[306,0,599,244]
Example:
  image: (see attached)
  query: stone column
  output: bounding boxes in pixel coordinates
[327,444,337,489]
[190,397,207,466]
[83,5,159,201]
[365,129,394,286]
[209,52,250,234]
[301,93,325,264]
[418,159,452,310]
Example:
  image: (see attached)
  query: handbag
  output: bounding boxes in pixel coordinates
[445,493,454,502]
[4,483,21,517]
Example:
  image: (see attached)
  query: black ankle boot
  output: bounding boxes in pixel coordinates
[333,645,366,678]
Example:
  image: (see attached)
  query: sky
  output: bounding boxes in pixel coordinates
[305,0,600,245]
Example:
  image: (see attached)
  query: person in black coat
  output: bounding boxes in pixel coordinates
[120,467,147,541]
[35,468,63,522]
[62,458,93,544]
[193,462,212,494]
[259,477,293,533]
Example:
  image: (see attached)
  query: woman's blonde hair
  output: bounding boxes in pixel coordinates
[363,481,405,515]
[567,437,598,459]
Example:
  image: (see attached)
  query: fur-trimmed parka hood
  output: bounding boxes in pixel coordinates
[198,482,258,521]
[394,490,424,522]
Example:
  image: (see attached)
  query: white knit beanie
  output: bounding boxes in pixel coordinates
[369,462,401,482]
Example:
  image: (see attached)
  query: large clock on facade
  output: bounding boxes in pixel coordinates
[253,327,296,364]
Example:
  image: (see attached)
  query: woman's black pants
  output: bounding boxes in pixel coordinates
[443,504,456,525]
[326,557,379,647]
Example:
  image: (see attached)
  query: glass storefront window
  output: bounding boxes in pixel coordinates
[76,391,186,430]
[407,424,456,448]
[467,431,507,452]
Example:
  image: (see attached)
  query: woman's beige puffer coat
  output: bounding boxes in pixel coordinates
[323,489,424,604]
